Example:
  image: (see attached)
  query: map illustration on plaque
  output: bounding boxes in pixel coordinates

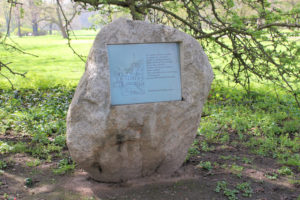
[110,54,145,96]
[107,43,182,105]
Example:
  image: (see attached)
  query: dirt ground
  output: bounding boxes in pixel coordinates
[0,140,299,200]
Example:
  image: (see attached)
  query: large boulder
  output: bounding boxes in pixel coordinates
[67,18,213,182]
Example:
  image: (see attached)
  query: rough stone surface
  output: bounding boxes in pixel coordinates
[67,18,213,182]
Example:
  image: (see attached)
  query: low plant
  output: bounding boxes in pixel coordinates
[26,159,41,167]
[11,142,27,153]
[215,181,227,193]
[200,141,215,152]
[53,157,75,175]
[0,142,13,154]
[219,155,240,161]
[265,172,278,180]
[224,188,239,200]
[242,157,252,164]
[47,144,62,153]
[0,160,7,169]
[54,135,66,147]
[215,181,239,200]
[2,193,9,199]
[29,144,50,159]
[288,179,300,187]
[219,133,230,143]
[25,177,33,187]
[185,145,199,162]
[277,166,293,176]
[197,161,213,171]
[282,154,300,170]
[230,164,244,178]
[236,182,253,197]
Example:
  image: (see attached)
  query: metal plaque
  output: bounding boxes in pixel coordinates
[107,43,182,105]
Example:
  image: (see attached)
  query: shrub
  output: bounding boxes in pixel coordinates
[13,27,32,36]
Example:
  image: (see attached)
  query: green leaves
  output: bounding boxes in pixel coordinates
[138,0,300,105]
[215,181,239,200]
[231,14,244,29]
[215,181,253,199]
[53,157,75,175]
[0,87,73,137]
[226,0,234,8]
[236,182,253,197]
[0,87,73,161]
[24,178,33,187]
[197,161,213,171]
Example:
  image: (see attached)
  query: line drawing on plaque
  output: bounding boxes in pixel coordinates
[111,54,145,96]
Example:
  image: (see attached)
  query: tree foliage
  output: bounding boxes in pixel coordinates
[1,0,299,105]
[75,0,300,106]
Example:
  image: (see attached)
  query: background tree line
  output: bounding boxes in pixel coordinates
[0,0,83,37]
[1,0,299,106]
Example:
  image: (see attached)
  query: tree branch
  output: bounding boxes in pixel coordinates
[56,0,86,62]
[3,1,13,42]
[257,23,300,30]
[149,5,201,33]
[0,61,27,90]
[74,0,129,7]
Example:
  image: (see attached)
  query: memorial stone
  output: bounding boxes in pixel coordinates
[66,18,213,182]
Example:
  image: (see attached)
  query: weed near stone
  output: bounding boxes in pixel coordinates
[197,161,213,171]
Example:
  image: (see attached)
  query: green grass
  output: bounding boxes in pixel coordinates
[0,30,97,89]
[53,157,75,175]
[199,81,300,170]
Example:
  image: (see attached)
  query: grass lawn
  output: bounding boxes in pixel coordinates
[0,30,97,89]
[0,31,299,199]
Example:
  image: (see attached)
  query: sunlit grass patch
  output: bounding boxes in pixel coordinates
[0,31,96,89]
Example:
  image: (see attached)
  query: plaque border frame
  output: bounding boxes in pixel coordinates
[106,41,184,106]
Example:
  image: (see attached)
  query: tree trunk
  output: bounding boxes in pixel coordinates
[49,23,53,35]
[127,0,144,20]
[56,6,67,39]
[5,18,10,36]
[17,15,21,37]
[32,21,38,36]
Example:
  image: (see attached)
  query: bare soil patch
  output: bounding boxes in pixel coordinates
[0,140,299,200]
